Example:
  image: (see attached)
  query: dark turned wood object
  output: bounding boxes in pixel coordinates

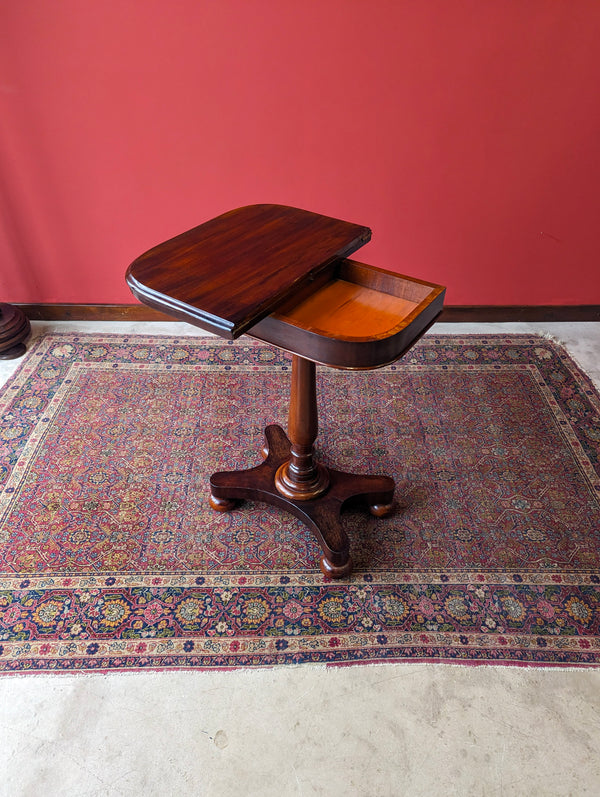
[209,356,394,577]
[126,204,446,578]
[0,303,30,359]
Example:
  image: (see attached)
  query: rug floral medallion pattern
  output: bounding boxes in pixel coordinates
[0,333,599,672]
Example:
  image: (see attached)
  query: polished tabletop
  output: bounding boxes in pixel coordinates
[126,204,371,339]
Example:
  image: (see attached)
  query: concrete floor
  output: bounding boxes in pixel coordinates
[1,320,599,797]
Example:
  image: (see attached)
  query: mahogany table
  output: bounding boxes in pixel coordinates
[127,205,445,578]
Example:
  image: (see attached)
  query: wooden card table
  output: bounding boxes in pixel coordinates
[127,205,445,578]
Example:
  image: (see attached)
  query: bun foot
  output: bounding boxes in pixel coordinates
[320,554,353,580]
[369,502,394,518]
[209,493,239,512]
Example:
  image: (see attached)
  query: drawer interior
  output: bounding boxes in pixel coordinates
[272,259,441,340]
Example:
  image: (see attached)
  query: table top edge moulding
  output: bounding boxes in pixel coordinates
[125,204,372,339]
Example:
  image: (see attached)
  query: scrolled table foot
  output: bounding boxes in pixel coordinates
[369,502,394,518]
[320,553,353,580]
[209,493,239,512]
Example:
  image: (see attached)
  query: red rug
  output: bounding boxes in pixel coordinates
[0,333,599,671]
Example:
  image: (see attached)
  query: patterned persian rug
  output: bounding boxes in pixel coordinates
[0,333,599,673]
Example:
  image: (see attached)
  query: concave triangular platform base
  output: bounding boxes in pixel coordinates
[209,424,395,578]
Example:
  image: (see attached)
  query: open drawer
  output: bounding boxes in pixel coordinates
[248,259,445,369]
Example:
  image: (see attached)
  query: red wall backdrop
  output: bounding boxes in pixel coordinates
[1,1,600,306]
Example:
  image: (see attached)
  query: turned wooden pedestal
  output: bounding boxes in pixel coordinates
[126,204,445,579]
[209,355,394,578]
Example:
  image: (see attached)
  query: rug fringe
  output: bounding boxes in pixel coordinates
[0,660,600,682]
